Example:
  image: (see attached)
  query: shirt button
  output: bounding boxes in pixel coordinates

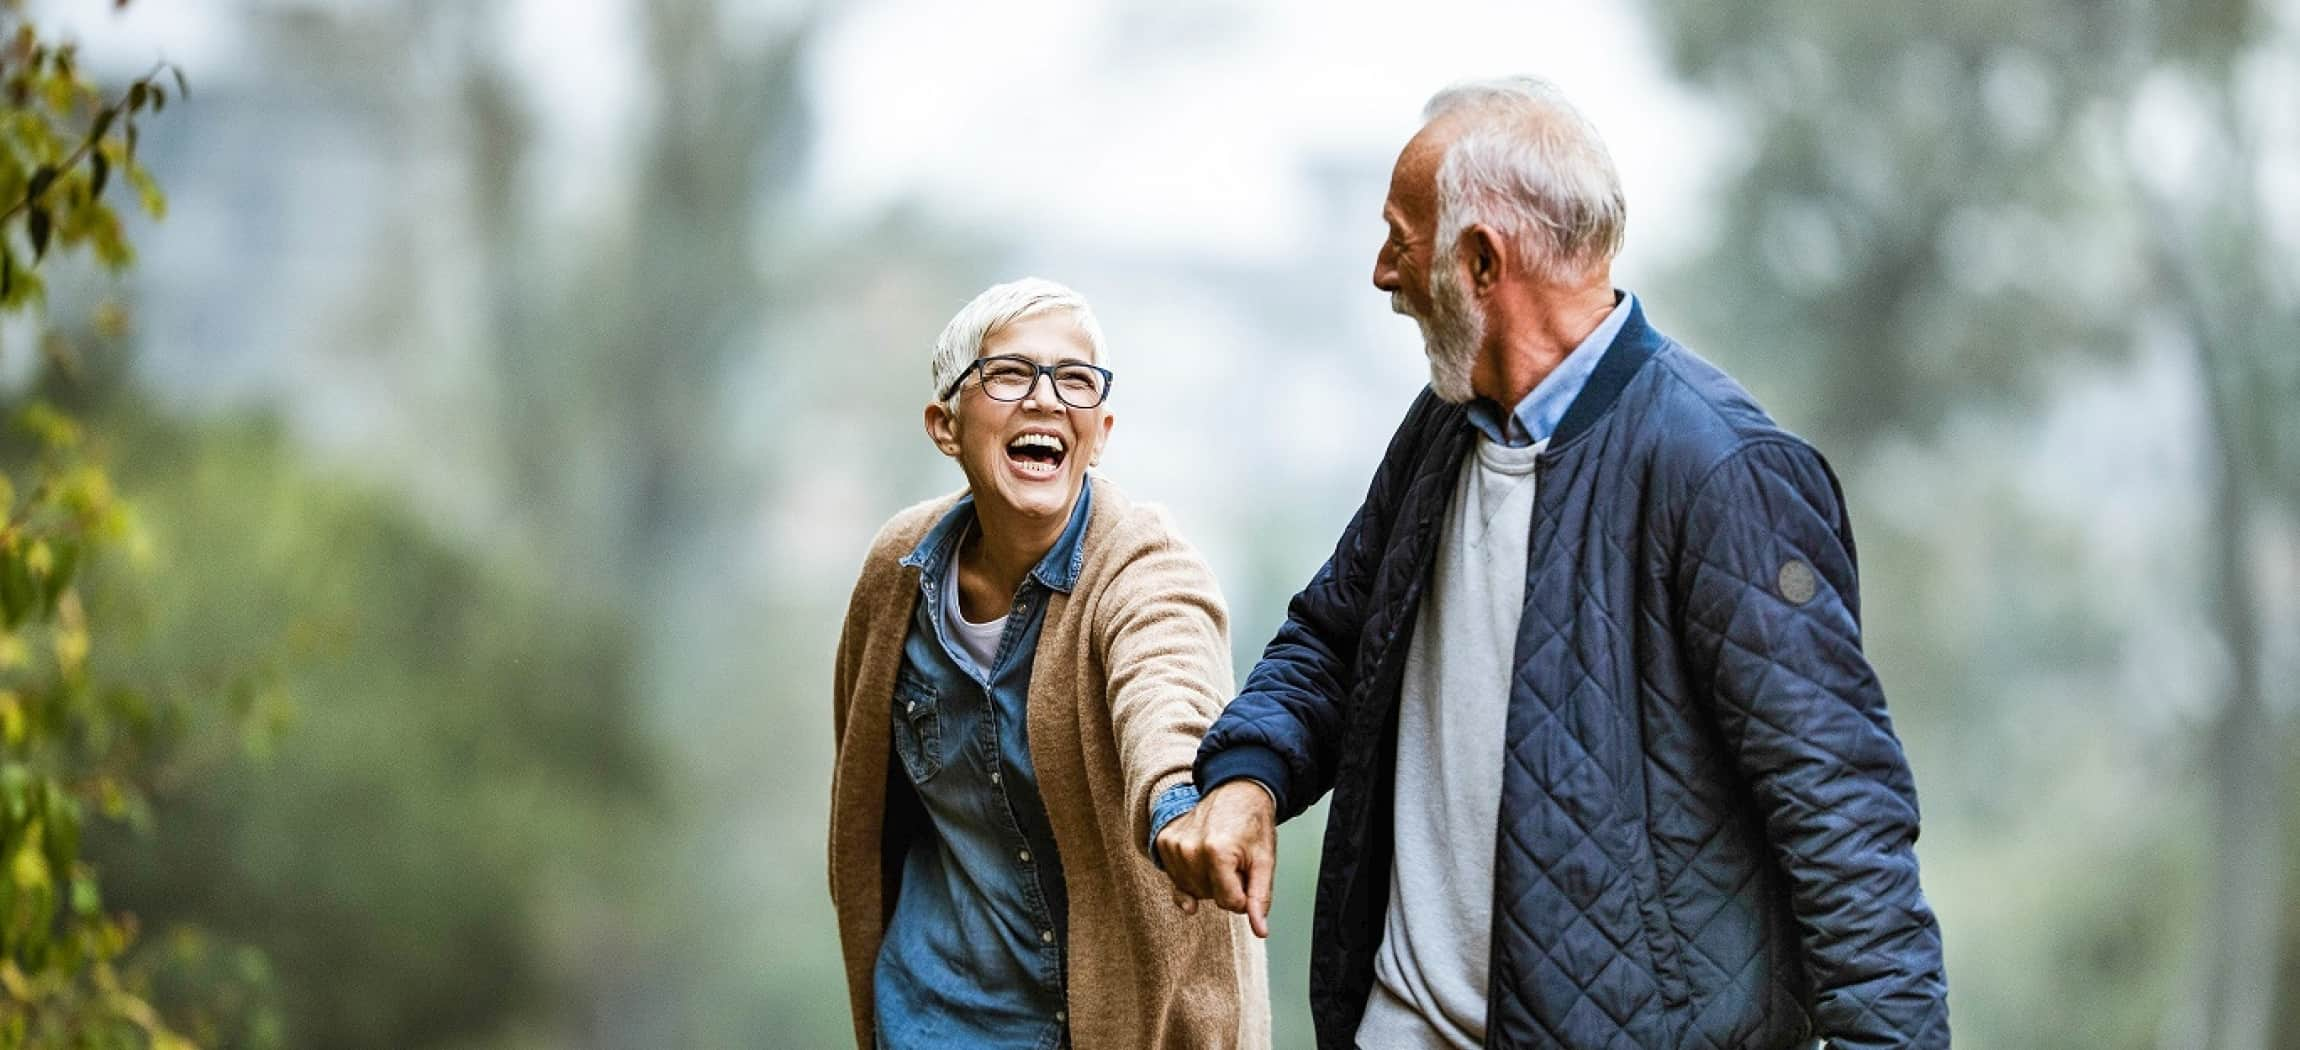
[905,701,917,715]
[1018,849,1031,863]
[1055,1009,1067,1023]
[989,771,1001,785]
[1039,929,1054,944]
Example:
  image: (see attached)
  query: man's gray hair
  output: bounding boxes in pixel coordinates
[1422,76,1626,284]
[930,277,1108,407]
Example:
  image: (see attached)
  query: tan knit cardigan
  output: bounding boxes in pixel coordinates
[828,476,1271,1049]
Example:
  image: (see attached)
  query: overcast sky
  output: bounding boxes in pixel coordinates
[796,0,1729,272]
[44,0,1728,275]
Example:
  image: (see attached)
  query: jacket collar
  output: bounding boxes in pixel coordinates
[1547,293,1663,449]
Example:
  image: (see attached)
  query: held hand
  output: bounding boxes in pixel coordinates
[1154,780,1278,938]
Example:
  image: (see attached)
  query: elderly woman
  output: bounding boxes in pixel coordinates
[828,278,1269,1049]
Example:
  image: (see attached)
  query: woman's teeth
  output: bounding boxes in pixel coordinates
[1006,433,1067,475]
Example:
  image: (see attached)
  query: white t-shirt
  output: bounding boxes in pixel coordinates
[941,547,1010,675]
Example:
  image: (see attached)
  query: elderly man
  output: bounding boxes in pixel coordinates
[1155,78,1949,1049]
[829,278,1269,1049]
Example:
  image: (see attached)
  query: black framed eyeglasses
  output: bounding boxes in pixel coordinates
[940,354,1115,409]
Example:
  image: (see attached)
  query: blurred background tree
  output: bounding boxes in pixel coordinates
[0,3,670,1048]
[1646,0,2300,1047]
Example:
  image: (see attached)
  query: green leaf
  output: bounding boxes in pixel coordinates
[48,539,77,601]
[0,763,29,822]
[11,833,49,893]
[26,204,48,261]
[42,790,78,877]
[24,164,54,204]
[69,872,97,917]
[19,401,81,450]
[40,73,71,114]
[0,552,26,628]
[129,164,164,219]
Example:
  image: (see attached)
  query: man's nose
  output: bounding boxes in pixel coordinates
[1372,249,1401,293]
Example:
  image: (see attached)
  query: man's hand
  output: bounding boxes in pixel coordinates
[1154,780,1278,938]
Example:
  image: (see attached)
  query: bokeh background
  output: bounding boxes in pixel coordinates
[13,0,2298,1046]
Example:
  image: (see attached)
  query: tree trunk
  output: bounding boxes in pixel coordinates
[2191,342,2281,1050]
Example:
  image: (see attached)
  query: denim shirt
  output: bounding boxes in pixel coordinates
[873,486,1093,1050]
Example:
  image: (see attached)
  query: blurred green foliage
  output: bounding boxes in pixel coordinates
[1647,0,2298,1047]
[0,5,669,1047]
[64,367,661,1049]
[0,5,252,1046]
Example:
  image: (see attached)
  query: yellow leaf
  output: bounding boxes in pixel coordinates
[16,403,78,451]
[0,692,20,747]
[93,300,130,338]
[11,833,48,891]
[52,622,87,677]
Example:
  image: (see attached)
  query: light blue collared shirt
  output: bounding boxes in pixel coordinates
[1462,291,1635,447]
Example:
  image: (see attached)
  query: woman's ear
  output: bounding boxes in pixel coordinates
[1090,411,1114,466]
[924,401,961,457]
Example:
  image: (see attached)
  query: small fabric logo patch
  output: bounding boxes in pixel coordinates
[1777,559,1818,604]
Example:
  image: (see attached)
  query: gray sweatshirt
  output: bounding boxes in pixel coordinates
[1356,436,1545,1049]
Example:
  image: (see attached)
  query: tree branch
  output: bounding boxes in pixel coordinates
[0,61,174,229]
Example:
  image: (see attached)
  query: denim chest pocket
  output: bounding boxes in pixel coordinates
[890,668,945,783]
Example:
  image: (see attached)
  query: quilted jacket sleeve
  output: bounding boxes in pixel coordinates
[1676,438,1949,1049]
[1193,393,1434,821]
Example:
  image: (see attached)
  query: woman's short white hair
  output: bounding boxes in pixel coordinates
[930,277,1108,407]
[1422,76,1626,284]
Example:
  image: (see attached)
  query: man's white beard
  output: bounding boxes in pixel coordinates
[1410,264,1484,404]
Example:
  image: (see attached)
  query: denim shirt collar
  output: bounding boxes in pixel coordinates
[900,479,1096,596]
[1464,290,1635,447]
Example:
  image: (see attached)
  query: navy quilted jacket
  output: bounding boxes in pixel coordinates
[1195,300,1947,1049]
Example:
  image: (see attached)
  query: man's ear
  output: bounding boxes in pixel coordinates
[1459,223,1504,294]
[924,401,961,457]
